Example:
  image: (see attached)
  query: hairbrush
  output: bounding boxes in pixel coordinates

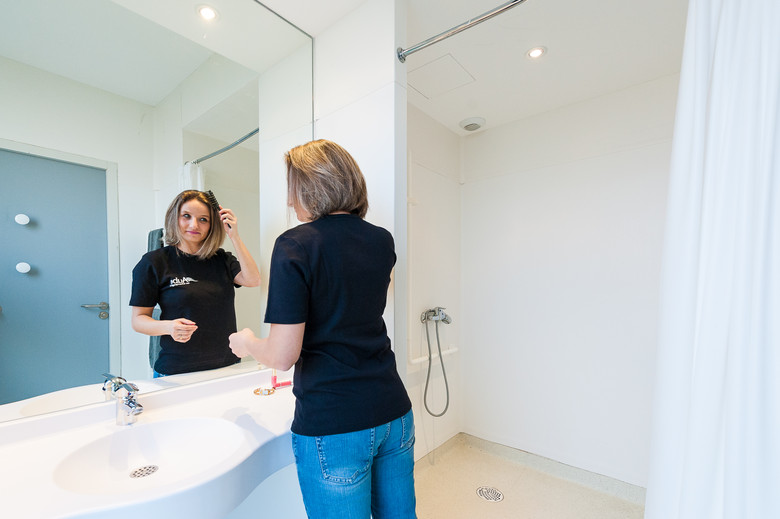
[205,190,230,228]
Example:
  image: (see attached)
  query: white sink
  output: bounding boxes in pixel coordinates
[0,368,296,518]
[53,417,247,495]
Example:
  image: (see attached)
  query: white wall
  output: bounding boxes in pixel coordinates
[150,54,258,223]
[405,75,678,479]
[407,105,462,457]
[312,0,403,232]
[308,0,408,371]
[459,75,679,487]
[257,44,313,338]
[288,0,448,462]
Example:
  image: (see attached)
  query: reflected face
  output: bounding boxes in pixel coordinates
[178,200,211,252]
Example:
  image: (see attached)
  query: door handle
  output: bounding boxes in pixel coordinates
[81,302,109,310]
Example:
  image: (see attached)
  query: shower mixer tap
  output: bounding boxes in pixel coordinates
[421,307,452,324]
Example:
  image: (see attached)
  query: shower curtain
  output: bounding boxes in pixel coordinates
[644,1,780,518]
[179,162,204,191]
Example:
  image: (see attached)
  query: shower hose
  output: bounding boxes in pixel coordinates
[423,318,450,417]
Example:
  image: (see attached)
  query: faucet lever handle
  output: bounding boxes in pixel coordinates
[117,382,140,397]
[102,373,127,398]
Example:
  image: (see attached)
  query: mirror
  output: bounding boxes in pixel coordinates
[0,0,312,421]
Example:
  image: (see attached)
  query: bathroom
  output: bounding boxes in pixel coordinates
[3,0,774,517]
[0,0,682,514]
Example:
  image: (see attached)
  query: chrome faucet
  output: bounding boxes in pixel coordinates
[115,382,143,425]
[102,373,127,400]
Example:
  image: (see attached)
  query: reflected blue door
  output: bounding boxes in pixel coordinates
[0,148,110,404]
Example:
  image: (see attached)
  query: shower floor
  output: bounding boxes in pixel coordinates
[414,434,644,519]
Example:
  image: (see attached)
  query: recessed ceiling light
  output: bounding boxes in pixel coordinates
[198,5,218,21]
[527,46,547,59]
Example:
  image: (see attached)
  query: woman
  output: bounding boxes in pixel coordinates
[130,190,260,376]
[229,140,416,518]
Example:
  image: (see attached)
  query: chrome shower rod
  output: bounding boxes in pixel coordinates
[397,0,528,63]
[190,127,259,165]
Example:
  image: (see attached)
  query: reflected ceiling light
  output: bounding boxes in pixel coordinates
[527,46,547,59]
[198,5,218,21]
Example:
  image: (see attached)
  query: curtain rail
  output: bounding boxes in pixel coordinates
[189,127,259,165]
[397,0,528,63]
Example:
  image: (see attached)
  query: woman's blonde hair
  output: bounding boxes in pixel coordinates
[285,139,368,221]
[163,190,225,259]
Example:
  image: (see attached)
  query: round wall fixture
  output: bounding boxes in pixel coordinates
[16,262,32,274]
[14,214,30,225]
[459,117,486,131]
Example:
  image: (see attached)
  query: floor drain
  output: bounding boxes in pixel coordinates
[130,465,159,478]
[476,486,504,502]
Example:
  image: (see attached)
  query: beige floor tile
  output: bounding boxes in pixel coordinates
[415,435,644,519]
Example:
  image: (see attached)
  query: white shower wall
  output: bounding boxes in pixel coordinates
[459,75,679,487]
[406,75,678,478]
[407,105,462,458]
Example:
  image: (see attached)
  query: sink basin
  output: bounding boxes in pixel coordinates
[53,417,247,495]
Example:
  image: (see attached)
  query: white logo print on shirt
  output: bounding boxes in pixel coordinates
[170,277,198,287]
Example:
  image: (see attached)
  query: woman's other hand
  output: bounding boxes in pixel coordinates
[170,318,197,342]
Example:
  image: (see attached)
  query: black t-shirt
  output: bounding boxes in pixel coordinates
[265,214,412,436]
[129,246,241,375]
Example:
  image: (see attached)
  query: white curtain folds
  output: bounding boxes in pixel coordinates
[645,1,780,518]
[179,162,204,192]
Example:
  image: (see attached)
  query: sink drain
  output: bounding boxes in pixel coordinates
[476,486,504,502]
[130,465,159,478]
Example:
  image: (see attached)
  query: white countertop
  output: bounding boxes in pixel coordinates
[0,368,296,519]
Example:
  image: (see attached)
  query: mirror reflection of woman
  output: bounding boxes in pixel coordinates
[130,190,260,376]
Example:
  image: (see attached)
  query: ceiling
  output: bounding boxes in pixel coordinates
[0,0,689,137]
[269,0,689,135]
[0,0,314,150]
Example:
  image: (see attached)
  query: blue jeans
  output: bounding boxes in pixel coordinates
[291,410,417,519]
